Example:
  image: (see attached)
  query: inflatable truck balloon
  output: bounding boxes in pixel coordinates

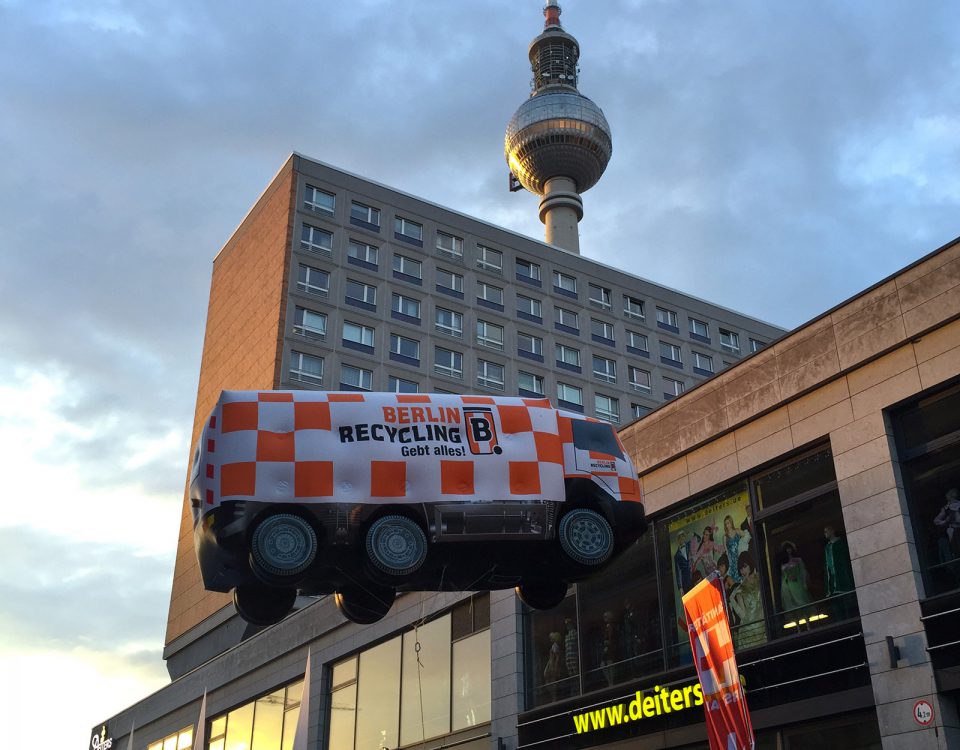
[191,391,647,626]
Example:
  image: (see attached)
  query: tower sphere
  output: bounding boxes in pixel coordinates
[505,90,612,195]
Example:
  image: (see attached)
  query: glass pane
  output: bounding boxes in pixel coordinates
[327,684,356,750]
[762,490,859,636]
[279,706,299,750]
[755,447,835,509]
[209,742,225,750]
[526,591,578,707]
[284,680,303,709]
[210,717,227,740]
[331,658,357,689]
[784,710,881,749]
[452,631,491,731]
[177,729,193,750]
[578,533,662,692]
[355,637,401,750]
[148,743,162,750]
[224,702,254,750]
[163,738,177,750]
[897,383,960,455]
[658,483,762,666]
[251,689,284,750]
[401,615,452,744]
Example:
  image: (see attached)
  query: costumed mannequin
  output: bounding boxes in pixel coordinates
[730,552,764,649]
[824,525,855,595]
[564,617,579,680]
[779,541,813,611]
[674,531,692,593]
[600,610,619,687]
[543,631,564,701]
[723,515,750,583]
[934,488,960,560]
[622,599,641,668]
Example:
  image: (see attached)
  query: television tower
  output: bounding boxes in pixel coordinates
[505,1,613,254]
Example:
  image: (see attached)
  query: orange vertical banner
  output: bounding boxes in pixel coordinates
[682,576,755,750]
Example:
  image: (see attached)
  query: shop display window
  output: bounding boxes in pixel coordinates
[147,727,192,750]
[754,447,858,636]
[206,679,302,750]
[894,382,960,597]
[328,595,490,749]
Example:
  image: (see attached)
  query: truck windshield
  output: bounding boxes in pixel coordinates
[571,420,624,460]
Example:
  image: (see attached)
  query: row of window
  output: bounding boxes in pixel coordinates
[301,183,765,353]
[296,267,719,376]
[288,349,666,423]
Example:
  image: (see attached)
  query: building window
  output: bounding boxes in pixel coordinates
[591,318,615,343]
[392,293,421,321]
[342,321,375,349]
[392,253,422,280]
[656,306,679,331]
[289,351,324,385]
[477,359,505,390]
[660,341,683,365]
[750,338,766,353]
[631,403,652,419]
[624,295,644,320]
[146,726,192,750]
[304,185,334,215]
[341,364,373,391]
[435,347,463,379]
[689,317,710,341]
[553,271,578,296]
[328,597,490,749]
[693,351,714,375]
[518,371,545,396]
[435,307,463,338]
[476,320,505,351]
[626,329,649,353]
[390,333,420,362]
[517,294,542,320]
[557,382,583,407]
[436,268,463,294]
[518,332,543,359]
[720,328,741,353]
[348,239,379,267]
[664,376,685,399]
[388,375,419,393]
[350,200,380,228]
[394,216,423,244]
[516,258,542,284]
[588,283,612,310]
[893,383,960,598]
[555,343,581,368]
[345,279,377,309]
[629,366,652,393]
[592,355,617,383]
[296,264,329,297]
[208,680,303,750]
[594,394,620,424]
[477,244,503,275]
[554,306,579,331]
[293,307,327,340]
[477,281,504,307]
[436,230,464,260]
[300,224,333,255]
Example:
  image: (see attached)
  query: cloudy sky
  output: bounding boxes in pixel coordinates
[1,0,958,747]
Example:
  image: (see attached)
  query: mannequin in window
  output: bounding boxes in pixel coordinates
[779,541,812,611]
[543,631,564,701]
[934,487,960,560]
[730,552,764,650]
[563,617,579,682]
[692,525,722,578]
[600,610,620,687]
[674,531,692,593]
[723,515,750,583]
[823,525,855,596]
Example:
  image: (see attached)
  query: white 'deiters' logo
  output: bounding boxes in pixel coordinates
[92,726,113,750]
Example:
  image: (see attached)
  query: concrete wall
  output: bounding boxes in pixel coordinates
[619,237,960,749]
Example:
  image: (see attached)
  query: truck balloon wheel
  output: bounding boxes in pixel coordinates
[334,583,396,624]
[365,515,428,576]
[516,581,569,610]
[251,513,318,581]
[559,509,614,566]
[233,585,296,626]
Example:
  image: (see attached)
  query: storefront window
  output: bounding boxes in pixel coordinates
[526,589,579,706]
[658,482,764,665]
[754,447,858,636]
[894,382,960,597]
[207,680,302,750]
[148,727,192,750]
[328,595,490,749]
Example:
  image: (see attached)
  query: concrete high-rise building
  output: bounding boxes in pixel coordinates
[91,5,960,750]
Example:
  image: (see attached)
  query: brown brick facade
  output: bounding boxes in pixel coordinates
[165,158,296,644]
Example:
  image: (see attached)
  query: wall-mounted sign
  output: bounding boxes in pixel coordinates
[571,682,703,735]
[91,725,113,750]
[913,699,934,726]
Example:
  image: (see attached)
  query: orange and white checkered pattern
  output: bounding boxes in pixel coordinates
[192,391,641,516]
